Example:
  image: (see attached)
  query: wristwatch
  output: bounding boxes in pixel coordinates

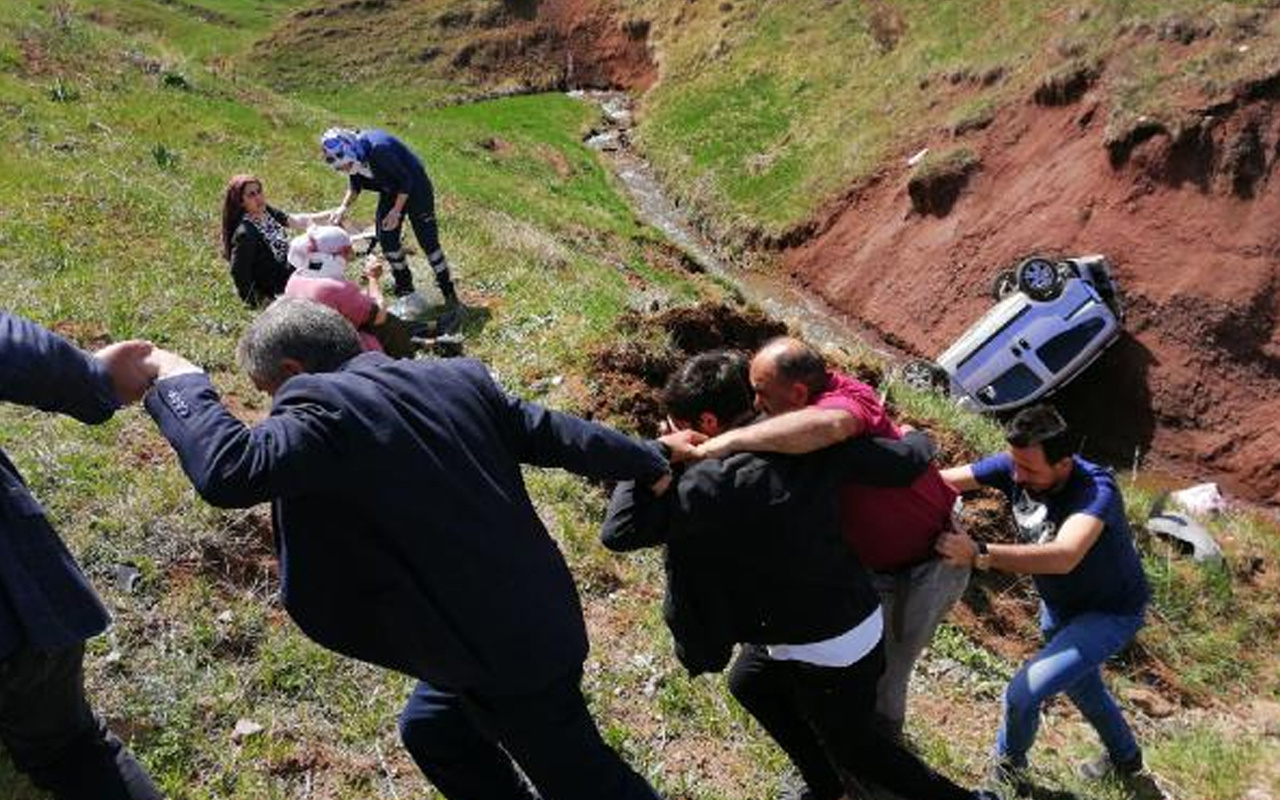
[974,540,992,571]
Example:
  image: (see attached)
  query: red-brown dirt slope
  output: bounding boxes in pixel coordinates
[787,78,1280,504]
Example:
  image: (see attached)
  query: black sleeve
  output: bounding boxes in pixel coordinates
[826,430,936,487]
[600,478,675,552]
[228,225,261,307]
[267,205,290,226]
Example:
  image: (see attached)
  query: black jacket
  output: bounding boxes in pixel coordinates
[146,354,668,693]
[0,314,115,660]
[228,206,293,307]
[601,433,934,676]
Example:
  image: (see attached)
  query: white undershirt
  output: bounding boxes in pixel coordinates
[765,605,884,667]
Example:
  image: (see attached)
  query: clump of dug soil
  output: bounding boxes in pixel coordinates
[585,301,787,435]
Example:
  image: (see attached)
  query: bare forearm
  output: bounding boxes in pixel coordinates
[940,464,980,492]
[338,188,359,213]
[986,542,1081,575]
[392,192,409,213]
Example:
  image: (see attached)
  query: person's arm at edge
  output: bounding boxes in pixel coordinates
[696,406,863,459]
[937,512,1104,575]
[0,313,136,422]
[940,464,981,492]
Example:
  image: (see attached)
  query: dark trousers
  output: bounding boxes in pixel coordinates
[398,672,662,800]
[728,643,972,800]
[0,644,161,800]
[376,191,454,294]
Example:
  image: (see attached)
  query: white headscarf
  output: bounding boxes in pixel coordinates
[287,225,352,280]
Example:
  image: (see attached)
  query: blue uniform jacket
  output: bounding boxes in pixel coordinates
[0,313,115,660]
[145,353,668,693]
[348,129,432,200]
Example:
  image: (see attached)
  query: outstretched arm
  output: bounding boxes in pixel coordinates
[144,357,346,508]
[480,362,669,484]
[0,312,154,422]
[937,513,1105,575]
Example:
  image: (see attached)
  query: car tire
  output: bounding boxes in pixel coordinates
[992,269,1018,301]
[898,359,950,395]
[1017,257,1065,301]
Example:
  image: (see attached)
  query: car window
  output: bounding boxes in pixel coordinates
[1036,318,1106,373]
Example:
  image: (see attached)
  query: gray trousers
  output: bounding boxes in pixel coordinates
[868,557,970,736]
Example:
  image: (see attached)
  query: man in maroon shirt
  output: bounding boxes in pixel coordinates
[694,337,970,739]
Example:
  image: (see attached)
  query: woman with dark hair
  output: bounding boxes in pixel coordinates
[221,175,315,307]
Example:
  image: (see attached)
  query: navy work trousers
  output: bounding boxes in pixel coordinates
[0,644,161,800]
[399,671,662,800]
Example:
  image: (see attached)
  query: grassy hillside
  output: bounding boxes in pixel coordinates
[3,2,1280,799]
[637,0,1280,238]
[257,0,1280,240]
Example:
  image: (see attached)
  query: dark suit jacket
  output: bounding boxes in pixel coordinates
[0,313,115,660]
[601,433,934,676]
[146,353,668,693]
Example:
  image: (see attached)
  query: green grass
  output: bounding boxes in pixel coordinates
[0,1,743,796]
[4,1,1280,798]
[241,0,1280,239]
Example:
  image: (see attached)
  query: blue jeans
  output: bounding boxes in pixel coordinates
[997,604,1144,767]
[399,672,662,800]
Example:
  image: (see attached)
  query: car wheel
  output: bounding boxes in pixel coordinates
[991,269,1018,301]
[898,359,949,395]
[1017,257,1065,301]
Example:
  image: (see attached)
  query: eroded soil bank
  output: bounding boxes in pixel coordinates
[785,77,1280,505]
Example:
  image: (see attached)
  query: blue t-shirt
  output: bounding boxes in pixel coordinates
[971,453,1149,619]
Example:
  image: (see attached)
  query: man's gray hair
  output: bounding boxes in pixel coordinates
[237,298,363,388]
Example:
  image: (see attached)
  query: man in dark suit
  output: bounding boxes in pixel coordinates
[142,298,672,800]
[0,313,162,799]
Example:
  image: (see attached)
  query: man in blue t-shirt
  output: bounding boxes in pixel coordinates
[936,405,1151,796]
[321,127,459,321]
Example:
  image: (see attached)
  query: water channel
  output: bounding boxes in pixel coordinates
[573,90,900,364]
[571,91,1279,519]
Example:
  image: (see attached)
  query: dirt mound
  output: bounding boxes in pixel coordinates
[585,301,787,435]
[785,70,1280,505]
[261,0,655,95]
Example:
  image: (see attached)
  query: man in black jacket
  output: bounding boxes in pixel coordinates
[0,313,161,800]
[142,298,671,800]
[602,351,988,800]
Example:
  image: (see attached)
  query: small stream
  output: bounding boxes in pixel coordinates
[573,90,900,362]
[570,91,1247,511]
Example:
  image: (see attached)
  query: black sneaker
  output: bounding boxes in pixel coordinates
[1077,750,1144,781]
[1079,751,1167,799]
[985,759,1032,798]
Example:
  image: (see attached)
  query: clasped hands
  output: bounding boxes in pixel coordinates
[92,340,202,405]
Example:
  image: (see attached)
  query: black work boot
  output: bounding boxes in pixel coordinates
[391,267,416,297]
[437,272,460,308]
